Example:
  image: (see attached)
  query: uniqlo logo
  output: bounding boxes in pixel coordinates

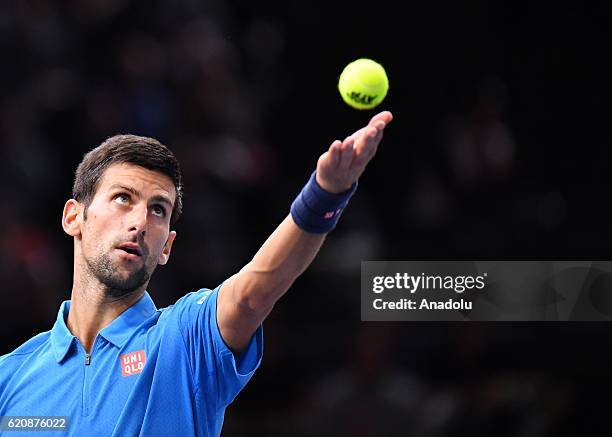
[120,350,146,377]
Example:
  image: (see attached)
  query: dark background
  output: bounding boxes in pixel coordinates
[2,1,612,435]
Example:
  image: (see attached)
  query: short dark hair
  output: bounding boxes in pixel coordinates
[73,134,183,226]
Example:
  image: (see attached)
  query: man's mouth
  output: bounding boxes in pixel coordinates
[116,243,143,257]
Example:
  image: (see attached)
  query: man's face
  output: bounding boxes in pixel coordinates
[72,163,177,299]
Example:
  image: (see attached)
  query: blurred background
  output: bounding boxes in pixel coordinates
[2,1,612,435]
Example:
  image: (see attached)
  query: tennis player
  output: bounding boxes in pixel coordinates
[0,110,392,436]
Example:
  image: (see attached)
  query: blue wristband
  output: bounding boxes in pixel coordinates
[290,171,358,234]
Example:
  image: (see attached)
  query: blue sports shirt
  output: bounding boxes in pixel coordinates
[0,285,264,436]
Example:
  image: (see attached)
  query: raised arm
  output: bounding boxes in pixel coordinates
[217,111,393,351]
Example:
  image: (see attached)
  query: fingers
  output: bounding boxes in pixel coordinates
[328,140,342,168]
[321,110,392,176]
[372,120,385,143]
[344,111,391,146]
[351,125,380,169]
[338,137,355,171]
[369,110,393,127]
[318,140,342,171]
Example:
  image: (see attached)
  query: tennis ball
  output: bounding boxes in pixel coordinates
[338,58,389,110]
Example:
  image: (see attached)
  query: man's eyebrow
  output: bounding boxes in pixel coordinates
[109,184,139,197]
[151,194,174,209]
[108,184,174,208]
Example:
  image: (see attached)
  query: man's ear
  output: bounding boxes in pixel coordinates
[62,199,83,238]
[158,231,177,266]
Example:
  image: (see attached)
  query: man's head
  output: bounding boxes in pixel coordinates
[62,135,183,300]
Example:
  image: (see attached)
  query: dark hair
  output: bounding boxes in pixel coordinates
[73,134,183,226]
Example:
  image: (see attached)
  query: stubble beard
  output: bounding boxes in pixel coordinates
[85,250,151,300]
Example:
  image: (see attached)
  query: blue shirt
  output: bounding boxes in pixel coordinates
[0,285,264,436]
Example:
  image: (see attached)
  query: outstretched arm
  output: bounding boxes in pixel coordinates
[217,111,393,352]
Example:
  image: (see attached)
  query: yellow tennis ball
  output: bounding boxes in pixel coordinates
[338,58,389,110]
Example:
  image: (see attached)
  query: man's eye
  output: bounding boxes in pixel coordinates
[152,205,166,217]
[114,194,130,204]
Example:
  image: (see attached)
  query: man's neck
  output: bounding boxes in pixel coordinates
[67,283,144,353]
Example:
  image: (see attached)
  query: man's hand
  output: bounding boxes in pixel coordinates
[316,110,393,194]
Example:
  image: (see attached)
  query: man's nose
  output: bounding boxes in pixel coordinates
[128,204,148,236]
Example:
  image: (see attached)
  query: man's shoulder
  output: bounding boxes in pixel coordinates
[153,288,219,339]
[158,288,217,317]
[0,331,52,367]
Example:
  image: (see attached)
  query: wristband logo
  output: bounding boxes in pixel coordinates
[324,208,343,219]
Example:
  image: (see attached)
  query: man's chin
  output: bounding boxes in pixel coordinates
[100,270,150,298]
[86,252,151,298]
